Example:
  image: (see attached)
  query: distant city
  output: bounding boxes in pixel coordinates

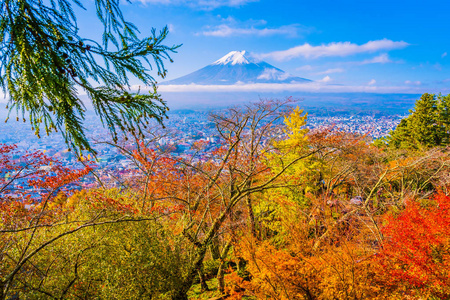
[0,108,405,174]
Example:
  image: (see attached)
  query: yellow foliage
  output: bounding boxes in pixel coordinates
[259,107,322,235]
[277,106,309,151]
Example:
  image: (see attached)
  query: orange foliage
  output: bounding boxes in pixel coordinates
[227,192,450,299]
[227,234,393,300]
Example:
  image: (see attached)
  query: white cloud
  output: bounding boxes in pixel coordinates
[316,68,345,75]
[359,53,392,65]
[318,76,332,83]
[136,0,258,9]
[296,65,313,71]
[442,52,447,58]
[434,63,442,71]
[368,79,376,85]
[405,80,421,86]
[167,23,175,33]
[257,68,291,81]
[259,39,409,61]
[199,23,302,37]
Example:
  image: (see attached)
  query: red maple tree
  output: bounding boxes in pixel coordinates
[380,192,450,298]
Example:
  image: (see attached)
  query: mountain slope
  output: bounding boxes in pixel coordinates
[162,51,312,85]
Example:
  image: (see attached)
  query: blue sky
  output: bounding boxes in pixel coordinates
[78,0,450,94]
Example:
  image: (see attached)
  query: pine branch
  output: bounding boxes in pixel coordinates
[0,0,181,154]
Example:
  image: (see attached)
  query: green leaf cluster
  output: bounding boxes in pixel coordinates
[388,93,450,149]
[0,0,180,154]
[6,189,191,300]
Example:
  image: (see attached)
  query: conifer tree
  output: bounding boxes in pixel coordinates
[0,0,180,154]
[388,93,450,149]
[436,93,450,145]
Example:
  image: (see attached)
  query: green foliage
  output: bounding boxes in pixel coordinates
[203,259,220,277]
[7,189,192,300]
[77,221,190,299]
[388,93,450,149]
[0,0,180,154]
[187,278,222,300]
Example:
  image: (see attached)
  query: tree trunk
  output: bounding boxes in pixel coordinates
[246,194,258,239]
[198,268,209,292]
[217,241,232,294]
[244,178,258,239]
[172,245,209,300]
[175,193,237,299]
[237,257,246,274]
[217,263,226,294]
[0,282,4,300]
[209,237,221,260]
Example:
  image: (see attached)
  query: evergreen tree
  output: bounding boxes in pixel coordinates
[436,93,450,145]
[408,93,441,147]
[0,0,180,154]
[388,93,450,149]
[388,118,414,149]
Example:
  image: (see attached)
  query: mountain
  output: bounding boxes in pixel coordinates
[161,50,312,85]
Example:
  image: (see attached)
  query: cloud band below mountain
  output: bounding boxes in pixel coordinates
[144,82,443,94]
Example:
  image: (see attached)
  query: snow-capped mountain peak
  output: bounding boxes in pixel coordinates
[161,50,312,85]
[213,50,256,65]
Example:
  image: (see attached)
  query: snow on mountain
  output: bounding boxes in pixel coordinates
[162,50,312,85]
[213,50,256,65]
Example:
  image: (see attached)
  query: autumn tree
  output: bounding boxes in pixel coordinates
[229,238,388,300]
[379,192,450,298]
[109,99,325,299]
[12,189,190,299]
[1,142,189,299]
[0,144,92,298]
[1,0,180,153]
[264,107,319,208]
[226,188,394,300]
[228,123,450,299]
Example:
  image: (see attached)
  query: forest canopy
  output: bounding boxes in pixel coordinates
[1,96,450,299]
